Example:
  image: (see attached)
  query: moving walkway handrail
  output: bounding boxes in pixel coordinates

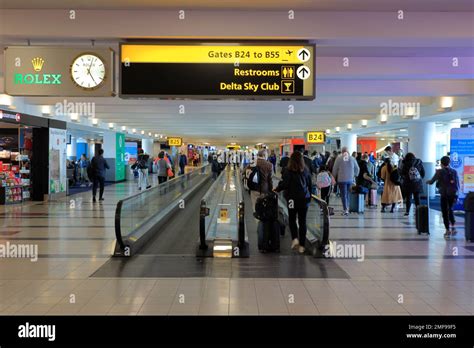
[115,164,209,251]
[310,194,330,248]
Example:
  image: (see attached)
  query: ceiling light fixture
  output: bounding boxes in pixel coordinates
[92,118,99,125]
[121,126,126,131]
[379,113,388,124]
[347,123,352,130]
[132,128,136,134]
[335,127,340,133]
[141,130,145,135]
[108,123,114,129]
[70,113,79,121]
[41,105,51,116]
[0,94,12,107]
[325,129,331,134]
[361,119,368,128]
[440,96,453,109]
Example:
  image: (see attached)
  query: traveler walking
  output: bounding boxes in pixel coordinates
[380,157,403,213]
[427,156,460,238]
[248,149,273,212]
[279,152,290,171]
[268,150,277,174]
[274,151,312,254]
[211,155,220,180]
[90,149,109,202]
[156,151,172,184]
[316,165,335,205]
[179,152,188,175]
[332,147,360,215]
[79,154,90,186]
[399,152,425,216]
[136,149,151,190]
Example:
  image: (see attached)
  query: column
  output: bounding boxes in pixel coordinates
[339,133,357,155]
[141,138,154,155]
[408,121,436,197]
[102,131,126,182]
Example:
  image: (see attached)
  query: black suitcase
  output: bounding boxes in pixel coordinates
[416,205,429,234]
[464,192,474,242]
[416,183,430,234]
[257,220,280,252]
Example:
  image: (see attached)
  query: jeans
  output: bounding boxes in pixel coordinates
[138,168,149,189]
[179,165,185,175]
[405,191,420,213]
[338,182,352,211]
[80,167,89,183]
[288,200,308,247]
[92,176,105,199]
[440,195,456,230]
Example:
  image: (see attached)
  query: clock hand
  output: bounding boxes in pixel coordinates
[88,70,98,85]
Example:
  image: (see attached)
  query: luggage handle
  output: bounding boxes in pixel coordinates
[426,182,430,210]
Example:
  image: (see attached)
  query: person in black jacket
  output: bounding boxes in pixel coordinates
[90,149,109,202]
[274,151,312,254]
[279,152,290,172]
[400,152,425,216]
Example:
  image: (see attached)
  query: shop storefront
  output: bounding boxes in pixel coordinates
[0,109,66,204]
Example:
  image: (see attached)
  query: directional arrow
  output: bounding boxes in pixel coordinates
[296,66,311,80]
[297,48,310,62]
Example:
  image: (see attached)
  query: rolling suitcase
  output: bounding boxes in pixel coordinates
[349,192,365,214]
[368,189,377,207]
[416,183,430,235]
[257,220,280,252]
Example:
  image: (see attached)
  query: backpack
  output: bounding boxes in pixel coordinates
[316,172,332,189]
[408,166,421,181]
[293,172,311,201]
[247,166,261,192]
[390,167,401,186]
[254,192,278,222]
[441,168,458,197]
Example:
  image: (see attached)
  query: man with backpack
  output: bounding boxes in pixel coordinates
[135,149,151,190]
[400,153,425,216]
[427,156,460,239]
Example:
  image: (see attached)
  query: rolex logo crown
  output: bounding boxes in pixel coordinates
[31,57,45,72]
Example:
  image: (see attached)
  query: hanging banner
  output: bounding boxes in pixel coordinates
[49,128,67,194]
[450,127,474,210]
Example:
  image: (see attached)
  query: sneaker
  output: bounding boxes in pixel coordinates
[444,230,451,239]
[291,239,299,250]
[404,212,409,216]
[92,197,96,203]
[146,185,152,189]
[298,246,305,254]
[99,197,104,201]
[451,227,457,235]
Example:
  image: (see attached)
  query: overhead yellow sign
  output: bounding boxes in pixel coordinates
[121,44,313,64]
[306,131,326,144]
[167,137,182,146]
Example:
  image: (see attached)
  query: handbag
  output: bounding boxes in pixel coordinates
[167,167,174,178]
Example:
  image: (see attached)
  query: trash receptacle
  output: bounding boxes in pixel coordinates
[465,192,474,242]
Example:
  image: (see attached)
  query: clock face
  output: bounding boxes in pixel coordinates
[71,54,106,89]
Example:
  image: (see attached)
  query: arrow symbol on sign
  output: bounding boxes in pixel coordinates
[299,50,309,60]
[300,67,309,77]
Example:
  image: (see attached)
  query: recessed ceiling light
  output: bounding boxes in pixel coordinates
[399,129,407,132]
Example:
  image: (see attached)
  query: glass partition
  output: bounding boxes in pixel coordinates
[115,165,210,250]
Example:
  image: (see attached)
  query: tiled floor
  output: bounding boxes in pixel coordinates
[0,177,473,315]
